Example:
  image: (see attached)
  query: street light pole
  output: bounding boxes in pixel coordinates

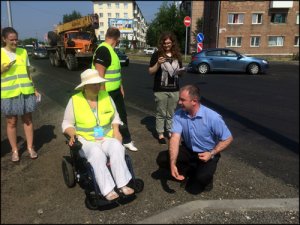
[6,1,13,27]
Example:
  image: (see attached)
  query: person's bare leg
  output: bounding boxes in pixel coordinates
[6,115,19,161]
[6,115,18,151]
[22,113,34,149]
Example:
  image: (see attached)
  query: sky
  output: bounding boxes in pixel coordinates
[1,1,165,41]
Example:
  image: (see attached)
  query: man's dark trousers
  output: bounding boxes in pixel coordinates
[156,144,220,189]
[108,88,132,144]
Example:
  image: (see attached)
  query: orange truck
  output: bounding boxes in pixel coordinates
[47,14,99,70]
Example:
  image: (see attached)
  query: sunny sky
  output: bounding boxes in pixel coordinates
[1,1,165,41]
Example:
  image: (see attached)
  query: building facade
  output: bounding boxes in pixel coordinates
[92,1,148,48]
[182,0,299,57]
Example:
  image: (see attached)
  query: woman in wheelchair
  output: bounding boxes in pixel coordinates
[62,69,134,201]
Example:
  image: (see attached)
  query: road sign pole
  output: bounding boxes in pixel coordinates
[185,26,187,61]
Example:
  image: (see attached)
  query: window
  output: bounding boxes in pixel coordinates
[108,13,111,17]
[268,36,284,46]
[116,13,120,18]
[116,3,119,8]
[228,13,244,24]
[100,31,104,36]
[206,50,221,56]
[226,37,242,47]
[271,13,287,23]
[250,36,260,47]
[99,13,103,18]
[124,3,128,9]
[252,13,262,24]
[98,3,103,9]
[107,3,111,9]
[221,50,238,57]
[295,36,299,46]
[99,22,104,27]
[297,13,299,24]
[124,13,128,19]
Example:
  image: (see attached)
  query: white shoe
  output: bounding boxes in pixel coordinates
[123,141,138,151]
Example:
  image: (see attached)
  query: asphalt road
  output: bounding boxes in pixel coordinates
[1,58,299,223]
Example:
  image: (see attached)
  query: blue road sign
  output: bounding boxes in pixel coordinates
[197,33,204,43]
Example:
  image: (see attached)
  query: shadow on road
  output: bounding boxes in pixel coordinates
[140,116,157,139]
[1,125,57,157]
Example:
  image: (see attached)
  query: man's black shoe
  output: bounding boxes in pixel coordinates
[158,138,167,144]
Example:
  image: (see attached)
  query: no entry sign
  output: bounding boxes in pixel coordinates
[184,16,191,27]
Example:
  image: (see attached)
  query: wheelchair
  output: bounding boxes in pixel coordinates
[61,135,144,210]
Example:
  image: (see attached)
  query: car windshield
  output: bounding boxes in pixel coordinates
[34,48,47,52]
[68,32,90,40]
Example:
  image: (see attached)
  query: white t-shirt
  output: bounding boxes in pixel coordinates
[2,47,30,66]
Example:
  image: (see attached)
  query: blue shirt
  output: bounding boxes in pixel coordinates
[171,105,232,153]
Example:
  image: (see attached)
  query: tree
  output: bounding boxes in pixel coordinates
[191,17,203,45]
[61,10,82,24]
[146,2,186,51]
[22,38,38,46]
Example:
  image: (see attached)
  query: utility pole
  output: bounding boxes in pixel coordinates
[6,1,13,27]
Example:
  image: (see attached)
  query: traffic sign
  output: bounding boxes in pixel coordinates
[184,16,191,27]
[197,33,204,43]
[197,42,203,53]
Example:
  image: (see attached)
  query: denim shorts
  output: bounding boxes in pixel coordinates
[1,94,37,116]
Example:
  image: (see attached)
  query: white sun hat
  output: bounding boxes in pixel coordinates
[75,69,107,90]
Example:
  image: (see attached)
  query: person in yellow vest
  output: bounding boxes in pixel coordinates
[1,27,39,162]
[91,27,138,151]
[62,69,135,201]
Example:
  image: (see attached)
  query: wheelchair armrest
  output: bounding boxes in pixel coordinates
[63,133,82,152]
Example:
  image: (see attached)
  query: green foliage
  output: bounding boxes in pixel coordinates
[191,17,203,44]
[146,2,186,51]
[21,38,38,46]
[61,10,82,24]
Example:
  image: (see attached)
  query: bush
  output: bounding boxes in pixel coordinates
[292,53,299,60]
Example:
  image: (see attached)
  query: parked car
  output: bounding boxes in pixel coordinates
[31,47,48,59]
[188,48,269,75]
[144,47,157,55]
[115,48,129,66]
[22,45,34,56]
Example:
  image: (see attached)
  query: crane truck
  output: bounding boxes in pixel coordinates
[47,14,99,70]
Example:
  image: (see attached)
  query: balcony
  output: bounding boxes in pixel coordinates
[270,1,293,8]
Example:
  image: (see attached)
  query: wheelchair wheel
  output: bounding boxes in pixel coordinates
[85,196,98,210]
[132,178,144,193]
[62,156,76,188]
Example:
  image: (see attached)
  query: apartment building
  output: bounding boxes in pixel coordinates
[92,1,148,48]
[181,1,299,57]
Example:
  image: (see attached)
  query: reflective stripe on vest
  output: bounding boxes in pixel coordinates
[72,90,115,141]
[91,42,121,92]
[1,48,34,99]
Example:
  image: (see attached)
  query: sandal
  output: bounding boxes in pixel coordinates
[11,150,19,162]
[105,190,119,201]
[27,148,38,159]
[119,186,135,196]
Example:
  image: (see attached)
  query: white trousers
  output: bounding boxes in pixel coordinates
[79,137,132,196]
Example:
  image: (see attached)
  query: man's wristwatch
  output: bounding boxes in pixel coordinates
[210,150,216,159]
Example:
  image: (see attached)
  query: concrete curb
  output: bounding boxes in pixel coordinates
[136,198,299,224]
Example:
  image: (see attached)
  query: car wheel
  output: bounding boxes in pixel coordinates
[247,63,260,75]
[198,63,209,74]
[66,54,78,71]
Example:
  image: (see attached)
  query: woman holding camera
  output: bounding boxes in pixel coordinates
[148,32,184,144]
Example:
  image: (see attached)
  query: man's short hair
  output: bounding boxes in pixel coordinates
[180,84,201,102]
[105,27,120,40]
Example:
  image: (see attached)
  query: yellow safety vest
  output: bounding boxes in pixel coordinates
[72,90,115,141]
[91,42,121,92]
[1,48,35,99]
